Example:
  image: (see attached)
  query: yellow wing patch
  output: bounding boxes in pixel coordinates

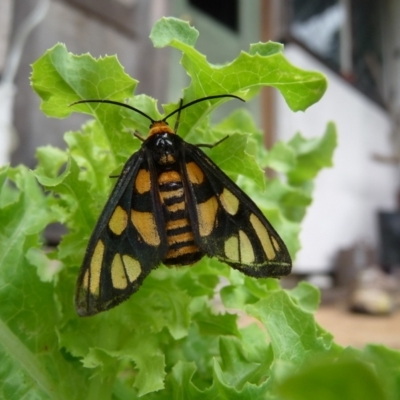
[223,231,255,264]
[219,188,239,215]
[89,240,104,295]
[131,210,160,246]
[238,230,255,264]
[135,169,151,194]
[271,236,280,252]
[109,205,128,235]
[111,253,142,290]
[111,253,128,289]
[196,196,218,237]
[250,213,276,260]
[224,236,239,261]
[122,255,142,282]
[187,161,204,184]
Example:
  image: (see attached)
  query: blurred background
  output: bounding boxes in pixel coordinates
[1,0,400,347]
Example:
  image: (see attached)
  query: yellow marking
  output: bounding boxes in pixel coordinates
[224,236,239,261]
[89,240,104,295]
[271,236,280,252]
[135,169,151,194]
[159,170,181,184]
[109,205,128,235]
[239,230,255,264]
[166,244,199,259]
[159,154,176,164]
[131,210,160,246]
[111,254,128,289]
[196,196,218,237]
[220,188,239,215]
[168,231,194,245]
[83,270,89,289]
[250,214,275,259]
[160,188,184,200]
[149,121,174,136]
[186,162,204,184]
[166,218,188,231]
[122,255,141,282]
[168,201,185,213]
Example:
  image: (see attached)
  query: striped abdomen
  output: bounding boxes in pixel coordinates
[158,169,203,265]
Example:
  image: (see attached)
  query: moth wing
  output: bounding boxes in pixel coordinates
[75,149,168,316]
[182,143,292,278]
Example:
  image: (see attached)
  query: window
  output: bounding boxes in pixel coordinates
[287,0,383,105]
[188,0,239,33]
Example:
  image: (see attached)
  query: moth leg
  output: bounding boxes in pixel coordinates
[134,132,147,142]
[195,135,229,149]
[109,132,144,179]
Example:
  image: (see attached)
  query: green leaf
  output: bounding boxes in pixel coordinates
[287,122,337,185]
[217,336,269,388]
[360,345,400,400]
[246,290,338,367]
[153,357,272,400]
[31,43,136,119]
[249,41,284,56]
[193,308,240,337]
[277,356,388,400]
[208,132,265,190]
[152,361,204,400]
[0,167,89,400]
[37,157,99,232]
[35,145,68,179]
[150,18,327,131]
[25,248,62,282]
[150,17,199,47]
[240,323,273,365]
[263,141,297,173]
[288,281,321,313]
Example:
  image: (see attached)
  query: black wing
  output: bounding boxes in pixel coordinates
[75,148,168,316]
[180,142,292,278]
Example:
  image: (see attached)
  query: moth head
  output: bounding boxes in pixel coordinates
[150,133,180,165]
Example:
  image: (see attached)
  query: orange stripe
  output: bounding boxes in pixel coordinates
[159,170,181,184]
[166,218,188,231]
[160,188,184,200]
[166,244,199,259]
[168,231,194,245]
[167,201,185,213]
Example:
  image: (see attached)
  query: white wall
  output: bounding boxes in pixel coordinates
[276,44,399,273]
[0,0,13,166]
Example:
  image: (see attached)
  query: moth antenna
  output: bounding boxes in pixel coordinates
[173,99,184,133]
[163,94,245,122]
[70,94,245,126]
[70,99,155,124]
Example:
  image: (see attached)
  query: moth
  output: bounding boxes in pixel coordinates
[73,94,291,316]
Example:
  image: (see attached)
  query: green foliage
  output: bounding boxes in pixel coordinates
[0,16,398,400]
